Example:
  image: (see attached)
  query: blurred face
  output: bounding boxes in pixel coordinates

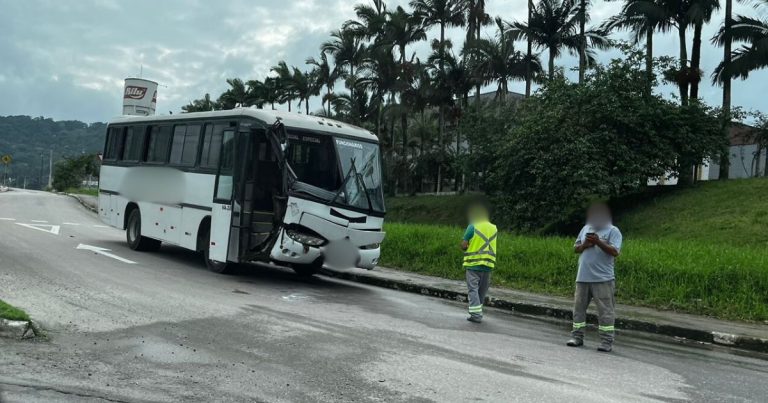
[467,204,488,223]
[587,203,612,229]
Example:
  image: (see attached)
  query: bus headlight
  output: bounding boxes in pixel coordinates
[285,228,326,246]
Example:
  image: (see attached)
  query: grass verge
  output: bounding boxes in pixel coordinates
[0,299,30,321]
[381,222,768,322]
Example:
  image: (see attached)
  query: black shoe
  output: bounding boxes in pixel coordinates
[566,338,584,347]
[467,316,482,323]
[597,343,613,352]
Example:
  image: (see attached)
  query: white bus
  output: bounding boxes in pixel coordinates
[98,108,386,275]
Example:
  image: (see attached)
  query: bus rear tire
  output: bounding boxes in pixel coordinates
[201,227,231,274]
[126,209,161,252]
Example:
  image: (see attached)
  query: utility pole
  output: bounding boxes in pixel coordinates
[23,176,27,189]
[47,149,53,189]
[39,152,44,189]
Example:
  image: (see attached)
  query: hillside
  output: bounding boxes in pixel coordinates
[0,115,106,189]
[618,178,768,247]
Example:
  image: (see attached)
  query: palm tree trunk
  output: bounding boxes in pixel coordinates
[690,21,703,101]
[548,48,556,80]
[719,0,733,180]
[437,23,446,193]
[645,27,653,95]
[306,97,310,115]
[326,85,332,116]
[288,100,292,112]
[678,26,689,106]
[525,0,533,97]
[578,0,587,84]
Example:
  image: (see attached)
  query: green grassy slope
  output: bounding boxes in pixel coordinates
[617,178,768,247]
[0,299,29,321]
[385,194,476,227]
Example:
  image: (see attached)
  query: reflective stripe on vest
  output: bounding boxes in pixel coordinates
[463,221,497,268]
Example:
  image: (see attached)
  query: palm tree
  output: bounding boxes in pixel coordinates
[245,79,266,109]
[344,0,389,41]
[306,53,338,115]
[713,1,768,178]
[688,0,721,100]
[410,0,468,193]
[465,18,542,103]
[602,0,671,92]
[322,29,368,122]
[217,78,251,109]
[465,0,492,101]
[506,0,610,81]
[290,68,321,115]
[271,61,298,112]
[262,77,281,110]
[182,93,217,112]
[386,6,427,162]
[713,11,768,81]
[526,0,536,96]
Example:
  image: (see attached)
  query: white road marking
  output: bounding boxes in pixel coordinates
[15,223,61,235]
[62,222,81,226]
[93,225,109,228]
[30,220,48,223]
[0,217,15,221]
[76,244,137,264]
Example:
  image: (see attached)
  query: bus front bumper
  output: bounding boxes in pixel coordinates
[269,225,384,270]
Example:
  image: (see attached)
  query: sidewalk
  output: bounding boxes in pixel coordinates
[66,193,98,213]
[322,266,768,353]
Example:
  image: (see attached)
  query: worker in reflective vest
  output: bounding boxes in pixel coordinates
[460,202,497,323]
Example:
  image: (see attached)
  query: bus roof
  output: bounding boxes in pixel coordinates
[108,108,378,142]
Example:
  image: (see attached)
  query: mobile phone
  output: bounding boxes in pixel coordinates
[586,232,597,237]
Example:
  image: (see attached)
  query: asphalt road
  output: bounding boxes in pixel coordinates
[0,189,766,403]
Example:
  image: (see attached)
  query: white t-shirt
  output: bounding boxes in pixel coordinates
[574,224,623,283]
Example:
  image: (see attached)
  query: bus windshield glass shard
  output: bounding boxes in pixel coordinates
[284,131,384,214]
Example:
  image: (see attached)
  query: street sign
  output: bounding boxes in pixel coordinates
[1,154,11,165]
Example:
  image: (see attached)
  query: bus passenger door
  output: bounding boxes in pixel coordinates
[209,129,236,263]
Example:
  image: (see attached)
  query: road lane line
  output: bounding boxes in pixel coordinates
[76,244,137,264]
[15,223,60,235]
[62,222,81,225]
[31,220,48,223]
[93,225,110,228]
[0,217,15,221]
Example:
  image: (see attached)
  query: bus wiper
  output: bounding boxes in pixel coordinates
[329,157,357,205]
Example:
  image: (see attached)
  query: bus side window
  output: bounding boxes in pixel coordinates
[201,123,226,169]
[145,125,172,163]
[104,127,123,160]
[214,129,235,201]
[121,126,144,162]
[170,124,202,166]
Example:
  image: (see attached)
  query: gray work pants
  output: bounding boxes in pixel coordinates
[571,281,616,344]
[466,270,491,318]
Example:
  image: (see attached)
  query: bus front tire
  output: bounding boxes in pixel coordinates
[291,262,321,277]
[126,209,161,252]
[201,228,232,274]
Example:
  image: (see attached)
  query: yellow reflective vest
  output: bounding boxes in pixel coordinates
[463,221,498,269]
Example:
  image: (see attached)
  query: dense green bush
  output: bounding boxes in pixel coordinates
[474,50,725,231]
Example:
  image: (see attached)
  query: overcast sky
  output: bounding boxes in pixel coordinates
[0,0,765,123]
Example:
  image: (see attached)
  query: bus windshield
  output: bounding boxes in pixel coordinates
[284,130,384,214]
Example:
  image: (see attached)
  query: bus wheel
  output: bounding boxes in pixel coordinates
[291,262,321,277]
[201,227,231,274]
[126,209,161,252]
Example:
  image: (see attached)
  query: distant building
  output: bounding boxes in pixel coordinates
[708,123,766,179]
[649,123,765,185]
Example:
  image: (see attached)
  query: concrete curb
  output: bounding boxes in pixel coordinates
[321,268,768,353]
[0,319,39,339]
[66,193,98,214]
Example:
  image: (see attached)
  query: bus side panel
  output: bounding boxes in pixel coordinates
[209,204,231,262]
[180,208,207,250]
[138,202,164,241]
[98,192,111,225]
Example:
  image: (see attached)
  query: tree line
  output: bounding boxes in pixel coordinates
[182,0,767,195]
